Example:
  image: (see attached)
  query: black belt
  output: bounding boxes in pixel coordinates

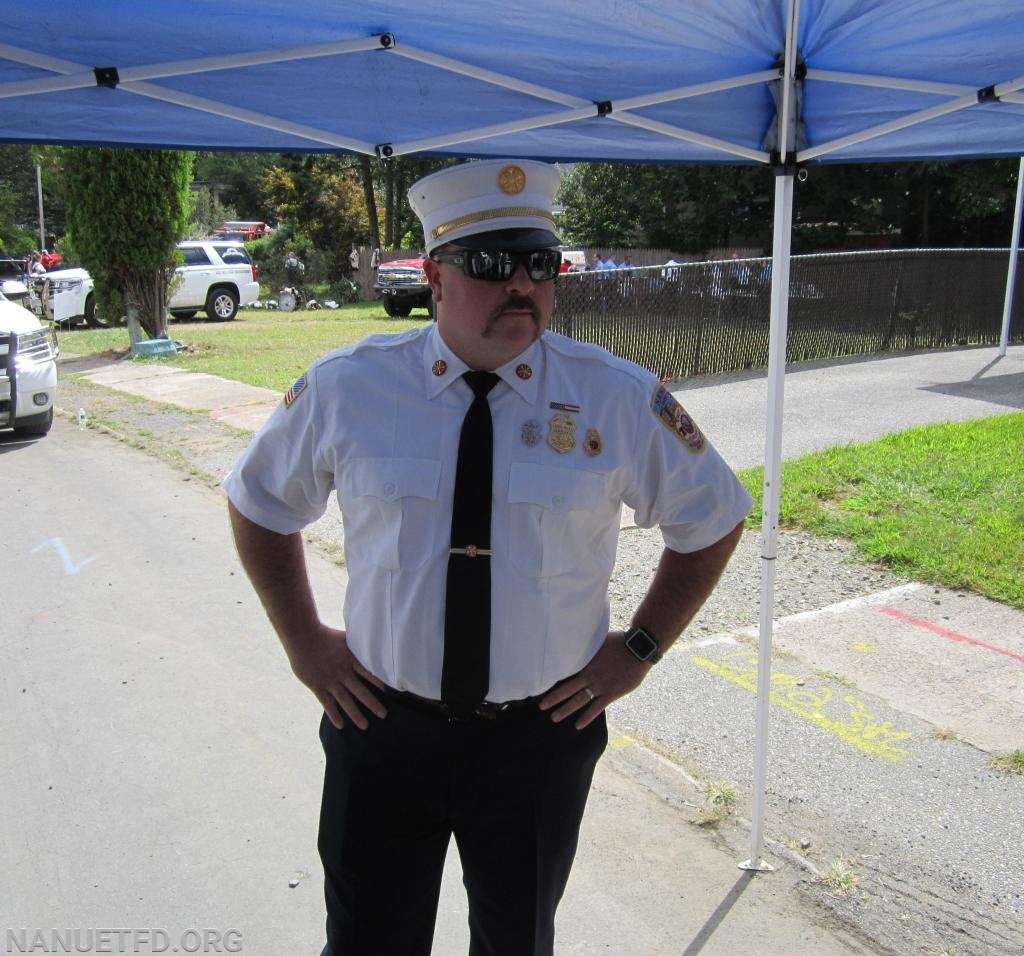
[380,685,544,722]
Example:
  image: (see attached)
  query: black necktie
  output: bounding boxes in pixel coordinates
[441,370,500,714]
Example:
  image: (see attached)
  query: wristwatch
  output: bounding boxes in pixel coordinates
[623,625,663,664]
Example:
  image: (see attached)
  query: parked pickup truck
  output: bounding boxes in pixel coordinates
[373,255,434,318]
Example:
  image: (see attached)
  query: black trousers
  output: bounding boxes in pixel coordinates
[317,696,607,956]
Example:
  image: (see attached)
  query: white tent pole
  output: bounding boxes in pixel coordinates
[0,42,377,153]
[387,104,608,156]
[800,74,1024,163]
[121,82,376,153]
[391,106,770,163]
[740,0,801,874]
[805,68,971,97]
[0,36,386,99]
[999,157,1024,357]
[35,163,45,251]
[742,169,794,874]
[395,43,775,110]
[610,113,770,164]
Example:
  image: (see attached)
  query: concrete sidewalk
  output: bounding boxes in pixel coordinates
[69,357,281,433]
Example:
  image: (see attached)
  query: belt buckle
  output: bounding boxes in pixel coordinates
[472,703,500,721]
[445,701,501,722]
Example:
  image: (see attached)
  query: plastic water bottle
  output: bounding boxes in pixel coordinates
[77,408,86,430]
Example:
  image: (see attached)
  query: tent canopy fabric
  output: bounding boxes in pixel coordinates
[2,1,1023,164]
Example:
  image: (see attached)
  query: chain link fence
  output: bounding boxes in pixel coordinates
[550,249,1024,380]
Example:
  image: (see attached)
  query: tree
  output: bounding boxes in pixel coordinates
[557,162,772,253]
[193,151,280,221]
[373,156,453,249]
[560,158,1018,256]
[59,147,195,341]
[261,154,373,277]
[0,145,67,256]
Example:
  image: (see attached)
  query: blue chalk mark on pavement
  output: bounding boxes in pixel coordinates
[30,538,97,576]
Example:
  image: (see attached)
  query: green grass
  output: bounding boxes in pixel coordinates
[988,750,1024,775]
[694,780,738,828]
[60,302,433,393]
[59,310,1023,609]
[738,413,1024,608]
[819,857,860,894]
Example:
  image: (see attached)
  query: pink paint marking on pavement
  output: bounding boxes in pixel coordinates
[879,606,1024,663]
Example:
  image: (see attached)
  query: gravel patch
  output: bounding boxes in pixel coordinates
[609,524,906,636]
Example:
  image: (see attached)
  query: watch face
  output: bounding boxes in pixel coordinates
[626,628,658,660]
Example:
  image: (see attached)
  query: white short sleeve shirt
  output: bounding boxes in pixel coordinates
[224,324,752,701]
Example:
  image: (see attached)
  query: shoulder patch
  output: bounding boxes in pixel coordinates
[283,371,309,409]
[651,385,706,454]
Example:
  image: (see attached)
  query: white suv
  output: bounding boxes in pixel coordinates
[0,284,58,437]
[32,240,260,326]
[170,240,260,321]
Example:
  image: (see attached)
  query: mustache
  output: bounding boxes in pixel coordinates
[486,297,540,324]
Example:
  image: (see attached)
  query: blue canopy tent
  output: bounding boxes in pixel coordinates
[5,0,1022,869]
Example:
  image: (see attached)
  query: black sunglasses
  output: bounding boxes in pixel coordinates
[431,248,562,283]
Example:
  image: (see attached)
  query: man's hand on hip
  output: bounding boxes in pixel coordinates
[538,632,649,730]
[287,625,388,731]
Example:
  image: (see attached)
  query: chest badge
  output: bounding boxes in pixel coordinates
[584,427,603,457]
[521,419,542,447]
[547,414,576,454]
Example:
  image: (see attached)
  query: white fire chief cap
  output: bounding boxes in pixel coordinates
[408,159,561,254]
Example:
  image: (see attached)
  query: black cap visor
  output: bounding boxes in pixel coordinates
[451,227,560,253]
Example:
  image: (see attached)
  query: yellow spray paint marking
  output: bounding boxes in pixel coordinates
[692,651,912,764]
[852,643,876,654]
[608,734,634,751]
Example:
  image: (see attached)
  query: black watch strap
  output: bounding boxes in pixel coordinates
[623,625,663,664]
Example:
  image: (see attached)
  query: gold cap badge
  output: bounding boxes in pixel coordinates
[498,164,527,195]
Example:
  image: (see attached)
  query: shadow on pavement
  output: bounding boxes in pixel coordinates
[920,370,1024,409]
[678,871,759,956]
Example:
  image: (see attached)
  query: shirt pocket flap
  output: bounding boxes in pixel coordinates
[344,458,441,503]
[508,462,606,513]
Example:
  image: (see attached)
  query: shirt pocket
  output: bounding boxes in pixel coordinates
[340,458,442,570]
[507,463,610,578]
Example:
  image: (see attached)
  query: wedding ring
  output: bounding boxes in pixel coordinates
[583,686,595,701]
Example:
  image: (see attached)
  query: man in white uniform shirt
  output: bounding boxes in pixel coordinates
[225,159,751,956]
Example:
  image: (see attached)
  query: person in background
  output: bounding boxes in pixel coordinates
[225,158,751,956]
[284,250,305,287]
